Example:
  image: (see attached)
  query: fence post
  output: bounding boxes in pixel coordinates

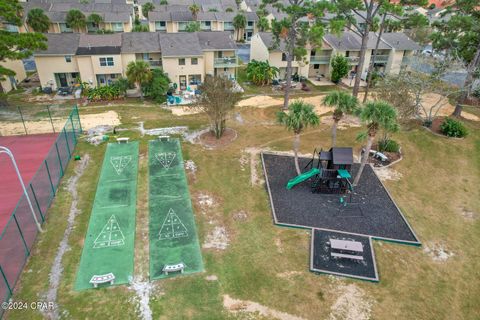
[13,214,30,257]
[44,160,56,194]
[0,265,12,296]
[18,107,28,135]
[63,127,71,158]
[55,143,64,177]
[47,105,55,134]
[74,104,83,133]
[30,184,45,222]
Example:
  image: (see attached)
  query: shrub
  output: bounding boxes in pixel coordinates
[472,87,480,99]
[330,55,349,84]
[378,139,400,153]
[440,118,468,138]
[143,69,171,103]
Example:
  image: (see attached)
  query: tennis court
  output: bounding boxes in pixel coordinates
[75,142,139,290]
[149,139,203,279]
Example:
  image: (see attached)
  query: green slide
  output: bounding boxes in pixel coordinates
[286,168,321,190]
[148,138,203,280]
[75,142,139,290]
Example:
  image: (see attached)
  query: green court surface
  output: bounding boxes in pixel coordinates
[75,142,139,290]
[149,139,203,279]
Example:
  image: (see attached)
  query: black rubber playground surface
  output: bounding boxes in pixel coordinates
[261,152,419,244]
[311,229,378,281]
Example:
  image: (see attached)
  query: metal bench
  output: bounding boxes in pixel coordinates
[90,273,115,288]
[116,137,130,143]
[331,252,364,261]
[162,262,185,275]
[158,135,170,141]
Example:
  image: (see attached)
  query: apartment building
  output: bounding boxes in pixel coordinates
[250,31,421,81]
[34,31,238,90]
[0,60,27,93]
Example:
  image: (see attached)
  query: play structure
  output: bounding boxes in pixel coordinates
[287,147,354,194]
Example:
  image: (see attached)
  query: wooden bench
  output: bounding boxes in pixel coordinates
[90,273,115,288]
[116,137,130,144]
[162,263,185,275]
[331,252,364,261]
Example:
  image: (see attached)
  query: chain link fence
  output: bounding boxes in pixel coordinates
[0,105,81,317]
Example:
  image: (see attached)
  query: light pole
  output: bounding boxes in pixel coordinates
[0,146,44,233]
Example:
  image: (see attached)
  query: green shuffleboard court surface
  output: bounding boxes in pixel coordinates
[75,142,139,290]
[149,138,203,279]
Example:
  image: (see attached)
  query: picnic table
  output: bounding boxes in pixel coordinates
[330,239,363,253]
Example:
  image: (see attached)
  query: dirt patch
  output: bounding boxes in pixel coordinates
[42,155,90,319]
[321,115,361,130]
[243,147,264,186]
[205,275,218,281]
[194,192,218,215]
[223,295,306,320]
[423,243,454,262]
[199,128,237,149]
[185,159,197,181]
[166,105,202,116]
[373,167,403,181]
[203,225,229,250]
[0,110,121,136]
[275,238,284,253]
[458,207,478,221]
[276,271,303,279]
[232,210,248,222]
[328,284,373,320]
[421,93,479,122]
[238,95,283,108]
[129,277,155,320]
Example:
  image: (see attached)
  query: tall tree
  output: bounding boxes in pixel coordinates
[26,8,51,33]
[195,75,242,139]
[87,13,104,29]
[353,101,398,186]
[142,2,155,19]
[126,61,152,99]
[0,0,46,83]
[257,16,270,31]
[431,0,480,117]
[246,60,279,85]
[263,0,342,109]
[189,4,200,20]
[277,100,320,175]
[66,9,87,32]
[232,13,246,41]
[323,91,359,147]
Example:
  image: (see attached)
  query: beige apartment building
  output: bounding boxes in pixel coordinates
[34,31,238,91]
[251,32,420,81]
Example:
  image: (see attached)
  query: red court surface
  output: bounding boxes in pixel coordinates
[0,133,58,231]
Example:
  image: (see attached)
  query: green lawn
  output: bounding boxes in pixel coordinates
[4,100,480,319]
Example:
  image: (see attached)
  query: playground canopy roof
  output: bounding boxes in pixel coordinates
[331,147,353,165]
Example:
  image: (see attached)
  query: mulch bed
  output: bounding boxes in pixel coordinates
[199,128,237,149]
[311,230,378,281]
[368,145,401,167]
[430,116,446,135]
[262,152,419,244]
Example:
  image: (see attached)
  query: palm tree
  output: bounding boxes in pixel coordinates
[246,60,279,85]
[233,14,246,42]
[277,100,320,175]
[189,4,200,21]
[66,9,87,32]
[27,8,51,33]
[323,91,359,147]
[142,2,155,19]
[257,16,269,32]
[353,101,399,186]
[126,61,152,99]
[87,13,104,31]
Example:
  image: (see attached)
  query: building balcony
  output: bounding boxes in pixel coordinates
[347,56,360,64]
[372,54,389,64]
[310,56,331,64]
[141,60,162,68]
[214,56,238,68]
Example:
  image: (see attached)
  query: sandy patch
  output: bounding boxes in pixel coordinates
[238,95,283,108]
[328,284,373,320]
[276,271,303,279]
[223,295,306,320]
[458,207,478,221]
[420,93,479,121]
[232,210,248,222]
[194,192,218,215]
[373,167,403,181]
[243,147,264,186]
[423,243,454,262]
[129,277,155,320]
[0,110,121,136]
[205,275,218,281]
[203,225,229,250]
[321,114,361,130]
[167,105,202,116]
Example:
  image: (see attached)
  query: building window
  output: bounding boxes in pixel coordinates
[188,74,201,85]
[179,58,186,65]
[155,21,166,31]
[282,53,287,61]
[200,21,211,30]
[111,22,124,32]
[224,22,234,31]
[65,56,72,63]
[4,24,19,33]
[246,21,254,29]
[99,57,114,67]
[191,58,198,65]
[59,23,72,33]
[311,50,316,56]
[178,22,188,31]
[314,64,319,69]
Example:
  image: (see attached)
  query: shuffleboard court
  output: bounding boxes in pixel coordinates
[75,142,139,290]
[149,139,203,279]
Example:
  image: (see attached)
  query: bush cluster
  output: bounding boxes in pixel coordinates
[378,139,400,153]
[440,118,468,138]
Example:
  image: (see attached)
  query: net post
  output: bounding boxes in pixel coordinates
[47,105,55,133]
[44,160,56,194]
[55,142,64,177]
[63,127,71,159]
[0,265,12,296]
[13,214,30,257]
[30,184,45,222]
[18,106,28,135]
